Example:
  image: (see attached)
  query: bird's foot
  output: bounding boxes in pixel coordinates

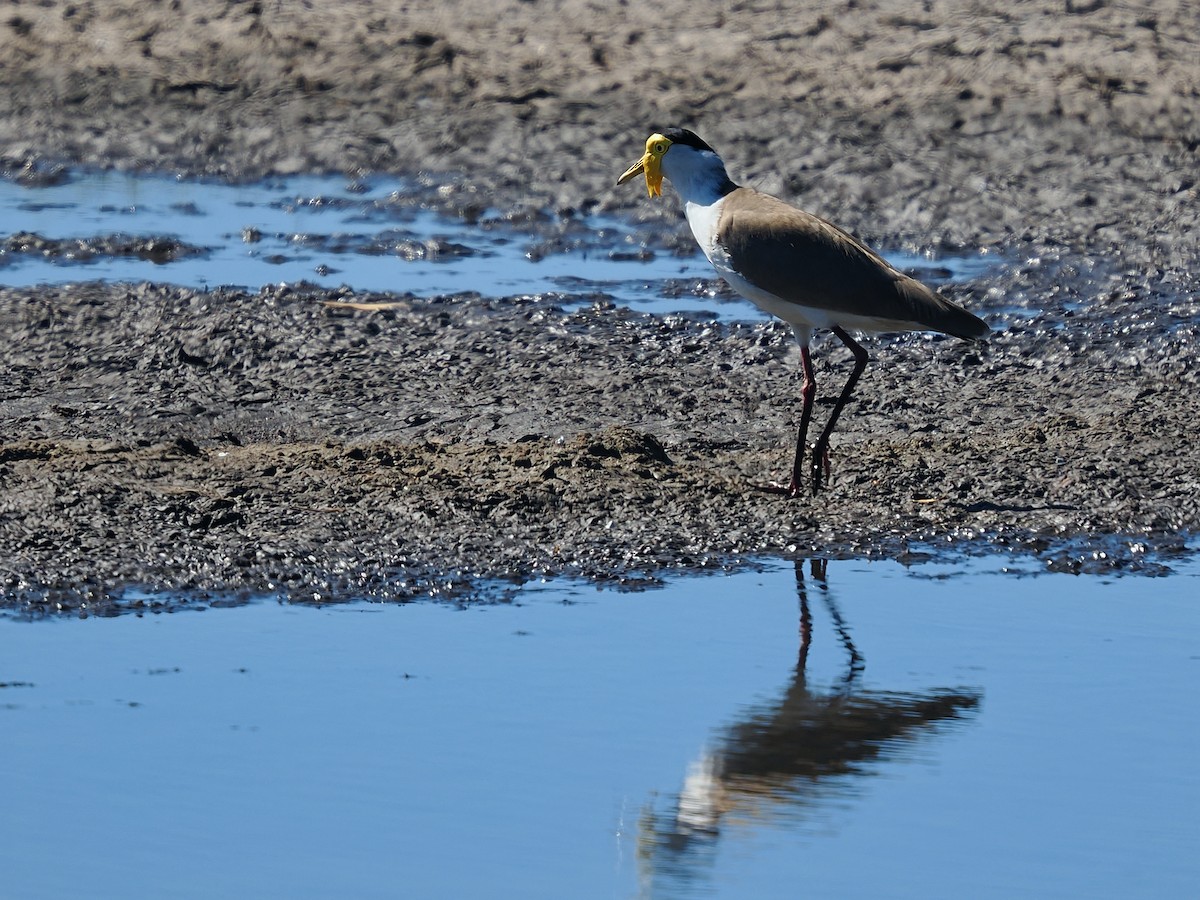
[755,443,830,498]
[809,444,832,495]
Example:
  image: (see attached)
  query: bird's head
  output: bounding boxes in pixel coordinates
[616,128,719,198]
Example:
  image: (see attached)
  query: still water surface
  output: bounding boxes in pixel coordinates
[0,171,996,317]
[4,556,1198,899]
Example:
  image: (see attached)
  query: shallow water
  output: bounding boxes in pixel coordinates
[4,555,1198,899]
[0,171,997,317]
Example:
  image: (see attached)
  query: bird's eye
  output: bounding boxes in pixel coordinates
[654,143,666,154]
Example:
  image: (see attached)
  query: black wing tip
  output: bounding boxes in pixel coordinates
[959,319,992,344]
[950,319,991,343]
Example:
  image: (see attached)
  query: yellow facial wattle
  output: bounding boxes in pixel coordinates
[616,133,672,198]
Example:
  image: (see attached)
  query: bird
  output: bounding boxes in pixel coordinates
[616,127,989,496]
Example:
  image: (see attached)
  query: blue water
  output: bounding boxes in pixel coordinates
[3,555,1197,899]
[1,170,1186,898]
[0,172,997,318]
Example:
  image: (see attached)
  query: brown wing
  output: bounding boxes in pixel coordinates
[718,189,989,340]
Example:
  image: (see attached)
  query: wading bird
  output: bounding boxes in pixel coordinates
[617,128,989,495]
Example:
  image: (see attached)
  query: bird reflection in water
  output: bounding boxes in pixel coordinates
[637,559,982,882]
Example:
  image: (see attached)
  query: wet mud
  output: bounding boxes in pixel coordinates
[2,231,206,267]
[2,1,1199,608]
[3,267,1196,611]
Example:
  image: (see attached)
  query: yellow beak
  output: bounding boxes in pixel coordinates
[616,152,663,198]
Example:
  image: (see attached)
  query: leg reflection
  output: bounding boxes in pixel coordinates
[639,559,982,885]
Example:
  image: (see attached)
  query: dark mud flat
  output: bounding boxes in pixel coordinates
[2,239,1198,611]
[2,1,1200,607]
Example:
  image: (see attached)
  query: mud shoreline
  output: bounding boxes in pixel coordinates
[2,1,1199,608]
[3,270,1196,611]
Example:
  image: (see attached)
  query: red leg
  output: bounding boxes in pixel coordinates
[787,344,817,497]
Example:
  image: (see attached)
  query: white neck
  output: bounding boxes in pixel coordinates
[661,147,735,207]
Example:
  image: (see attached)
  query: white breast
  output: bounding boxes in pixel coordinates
[684,196,726,263]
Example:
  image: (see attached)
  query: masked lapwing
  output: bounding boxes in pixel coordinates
[617,127,989,496]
